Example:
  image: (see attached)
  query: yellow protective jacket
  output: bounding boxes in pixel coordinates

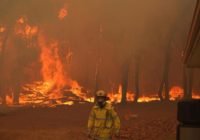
[87,102,120,140]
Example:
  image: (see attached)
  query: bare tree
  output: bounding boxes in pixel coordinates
[158,45,170,101]
[121,57,131,104]
[157,0,193,101]
[0,26,10,105]
[94,58,102,93]
[134,55,141,103]
[183,67,194,99]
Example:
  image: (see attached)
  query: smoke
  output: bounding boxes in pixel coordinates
[0,0,198,99]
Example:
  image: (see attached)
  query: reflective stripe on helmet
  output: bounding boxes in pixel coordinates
[96,90,107,96]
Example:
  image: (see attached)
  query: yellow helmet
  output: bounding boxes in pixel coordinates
[96,90,107,97]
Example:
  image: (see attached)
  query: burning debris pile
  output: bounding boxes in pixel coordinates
[20,81,89,106]
[0,15,93,106]
[17,30,93,106]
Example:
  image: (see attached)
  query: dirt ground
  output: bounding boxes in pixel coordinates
[0,102,177,140]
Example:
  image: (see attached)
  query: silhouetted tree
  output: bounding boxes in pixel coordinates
[134,55,141,103]
[183,67,193,99]
[158,45,171,101]
[121,57,131,104]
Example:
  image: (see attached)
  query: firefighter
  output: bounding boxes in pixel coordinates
[87,90,120,140]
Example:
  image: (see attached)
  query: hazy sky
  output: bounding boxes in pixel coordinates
[0,0,199,95]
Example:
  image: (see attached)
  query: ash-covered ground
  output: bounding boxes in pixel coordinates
[0,102,177,140]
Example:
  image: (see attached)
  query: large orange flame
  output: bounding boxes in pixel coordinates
[39,34,66,98]
[18,33,91,106]
[6,95,13,105]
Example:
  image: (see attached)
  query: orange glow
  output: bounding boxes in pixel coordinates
[192,94,200,99]
[170,86,184,100]
[6,83,200,106]
[58,7,68,20]
[107,85,200,103]
[138,96,160,102]
[108,85,160,103]
[20,81,55,105]
[17,17,25,24]
[24,26,38,36]
[6,95,13,105]
[169,86,200,100]
[108,85,134,103]
[15,17,38,39]
[18,34,91,106]
[39,34,66,97]
[0,27,6,33]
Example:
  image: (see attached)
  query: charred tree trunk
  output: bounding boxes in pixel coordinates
[94,25,103,95]
[94,65,99,93]
[0,28,10,105]
[183,66,187,99]
[164,52,170,101]
[157,0,191,101]
[134,56,141,103]
[158,46,170,101]
[158,79,164,101]
[183,67,193,99]
[188,69,193,99]
[0,85,6,105]
[13,84,20,105]
[121,58,131,104]
[94,58,101,94]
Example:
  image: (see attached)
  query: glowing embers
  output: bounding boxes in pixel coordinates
[58,6,68,20]
[6,95,14,105]
[2,83,200,106]
[0,94,14,105]
[0,26,6,52]
[107,85,159,103]
[19,80,90,106]
[170,86,184,101]
[169,86,200,100]
[20,81,75,106]
[137,96,160,103]
[107,85,200,103]
[20,81,54,105]
[15,17,38,39]
[108,85,134,103]
[0,27,6,33]
[192,94,200,99]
